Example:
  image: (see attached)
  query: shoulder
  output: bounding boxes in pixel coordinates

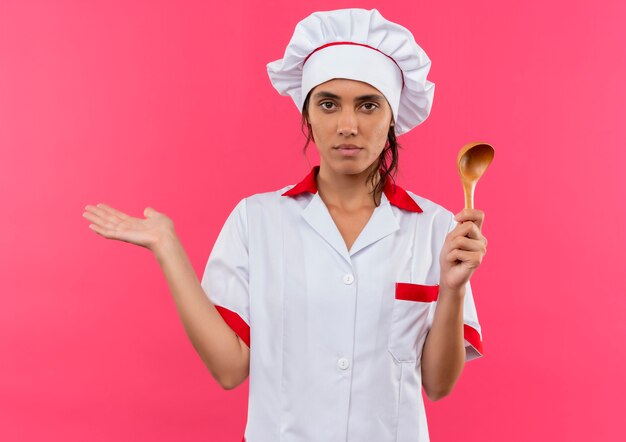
[241,184,295,206]
[236,184,303,218]
[401,187,455,226]
[398,188,458,248]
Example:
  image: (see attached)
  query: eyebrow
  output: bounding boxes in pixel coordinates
[312,91,385,102]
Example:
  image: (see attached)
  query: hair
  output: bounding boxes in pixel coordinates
[300,90,401,207]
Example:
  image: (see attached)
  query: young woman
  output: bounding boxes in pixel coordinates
[83,8,487,442]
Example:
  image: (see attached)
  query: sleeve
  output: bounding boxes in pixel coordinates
[459,280,484,361]
[200,198,251,348]
[438,212,485,362]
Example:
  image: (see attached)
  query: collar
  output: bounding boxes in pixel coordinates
[281,165,423,213]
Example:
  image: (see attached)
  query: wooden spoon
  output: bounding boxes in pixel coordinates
[457,142,494,209]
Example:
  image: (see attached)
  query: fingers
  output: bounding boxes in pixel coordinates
[450,219,483,241]
[444,248,483,268]
[84,203,128,225]
[144,206,159,217]
[82,211,115,238]
[82,211,117,238]
[446,212,488,256]
[93,203,130,221]
[83,203,129,236]
[461,222,486,245]
[454,208,485,231]
[87,222,113,238]
[450,234,487,254]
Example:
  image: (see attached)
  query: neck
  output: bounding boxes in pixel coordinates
[315,163,383,210]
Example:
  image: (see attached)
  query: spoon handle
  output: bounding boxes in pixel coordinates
[463,180,476,210]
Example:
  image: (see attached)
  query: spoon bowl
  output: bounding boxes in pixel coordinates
[457,142,494,209]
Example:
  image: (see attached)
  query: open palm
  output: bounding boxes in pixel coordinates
[82,203,174,251]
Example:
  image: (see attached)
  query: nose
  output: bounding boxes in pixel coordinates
[337,109,358,136]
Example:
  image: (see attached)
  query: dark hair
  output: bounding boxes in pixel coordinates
[300,91,401,207]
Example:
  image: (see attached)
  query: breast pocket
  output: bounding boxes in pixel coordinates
[387,282,439,363]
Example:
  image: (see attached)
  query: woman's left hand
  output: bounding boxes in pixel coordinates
[439,208,488,294]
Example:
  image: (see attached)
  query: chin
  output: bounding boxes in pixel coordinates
[330,161,373,176]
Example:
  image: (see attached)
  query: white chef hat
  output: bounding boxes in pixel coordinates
[267,8,435,136]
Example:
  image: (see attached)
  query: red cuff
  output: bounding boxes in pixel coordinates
[214,305,250,348]
[463,323,483,355]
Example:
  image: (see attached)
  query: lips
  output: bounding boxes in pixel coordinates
[334,144,363,157]
[335,144,362,150]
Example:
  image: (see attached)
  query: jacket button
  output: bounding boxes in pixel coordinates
[343,274,354,285]
[337,358,350,370]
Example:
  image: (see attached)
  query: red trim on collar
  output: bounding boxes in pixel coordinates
[282,165,423,213]
[281,166,319,196]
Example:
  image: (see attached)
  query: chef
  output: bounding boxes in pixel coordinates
[201,8,487,442]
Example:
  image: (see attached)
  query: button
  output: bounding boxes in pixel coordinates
[337,358,350,370]
[343,274,354,285]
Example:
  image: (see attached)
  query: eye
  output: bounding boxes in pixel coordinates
[361,102,379,111]
[319,101,337,111]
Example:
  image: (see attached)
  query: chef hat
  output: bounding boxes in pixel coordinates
[267,8,435,136]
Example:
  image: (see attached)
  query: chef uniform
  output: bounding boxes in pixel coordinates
[200,8,484,442]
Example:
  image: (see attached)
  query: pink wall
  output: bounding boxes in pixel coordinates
[1,0,625,440]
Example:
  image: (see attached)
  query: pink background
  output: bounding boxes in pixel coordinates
[1,0,625,440]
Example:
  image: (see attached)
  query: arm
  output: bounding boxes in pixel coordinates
[420,284,466,401]
[153,231,250,390]
[421,208,487,401]
[83,203,249,390]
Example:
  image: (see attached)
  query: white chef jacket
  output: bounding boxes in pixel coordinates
[200,165,483,442]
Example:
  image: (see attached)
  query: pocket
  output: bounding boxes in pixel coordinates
[387,282,440,363]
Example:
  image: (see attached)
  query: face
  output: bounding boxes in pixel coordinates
[305,78,394,177]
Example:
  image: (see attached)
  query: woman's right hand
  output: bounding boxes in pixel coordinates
[82,203,175,252]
